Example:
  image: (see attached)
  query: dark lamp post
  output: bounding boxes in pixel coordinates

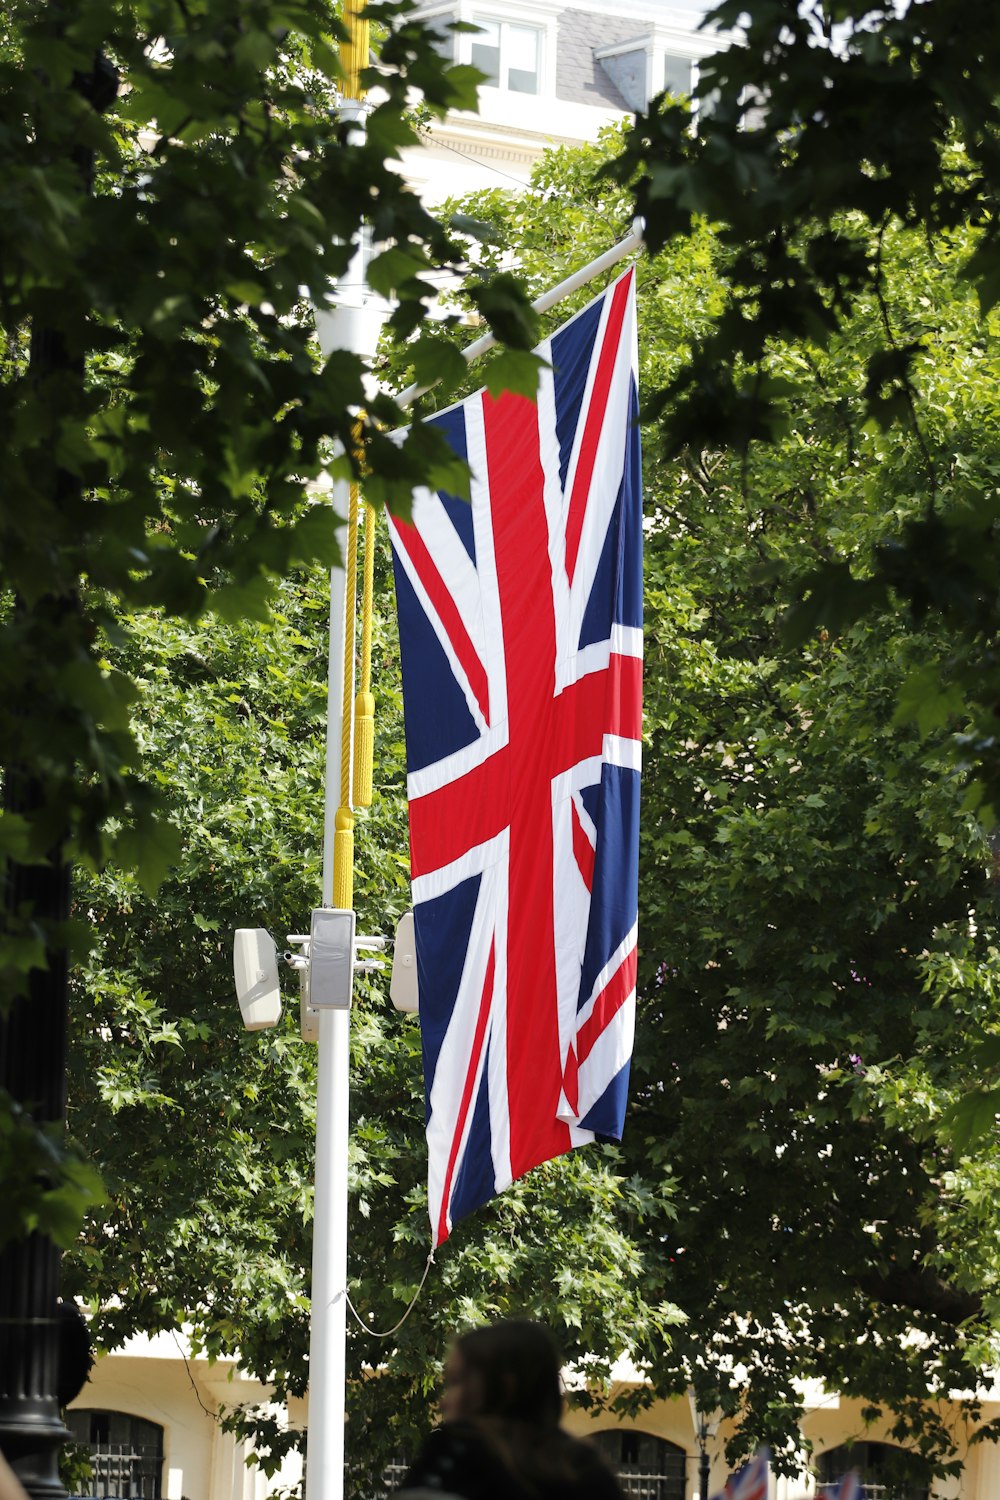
[0,37,117,1500]
[688,1390,723,1500]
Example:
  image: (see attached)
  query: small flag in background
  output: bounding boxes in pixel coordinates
[389,267,642,1246]
[713,1448,770,1500]
[820,1474,862,1500]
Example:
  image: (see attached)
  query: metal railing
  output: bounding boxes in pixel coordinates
[615,1458,688,1500]
[380,1459,408,1490]
[818,1481,928,1500]
[375,1453,688,1499]
[75,1442,163,1500]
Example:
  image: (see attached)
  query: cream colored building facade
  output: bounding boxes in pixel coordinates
[566,1380,1000,1500]
[69,1335,1000,1499]
[67,1331,305,1500]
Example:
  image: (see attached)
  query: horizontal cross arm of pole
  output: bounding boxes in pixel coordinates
[394,220,644,411]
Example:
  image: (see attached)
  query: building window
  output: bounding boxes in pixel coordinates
[470,16,541,94]
[591,1430,687,1500]
[816,1442,929,1500]
[662,54,693,98]
[65,1410,164,1500]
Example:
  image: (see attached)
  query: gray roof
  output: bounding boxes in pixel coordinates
[555,9,638,109]
[556,3,717,110]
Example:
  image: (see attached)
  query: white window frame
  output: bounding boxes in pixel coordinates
[414,0,559,99]
[470,14,543,96]
[648,24,712,107]
[660,51,695,101]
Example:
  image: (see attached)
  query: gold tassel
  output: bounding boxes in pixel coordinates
[333,806,355,912]
[352,690,375,808]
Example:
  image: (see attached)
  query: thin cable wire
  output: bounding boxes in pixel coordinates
[170,1330,220,1421]
[343,1249,435,1338]
[431,133,548,193]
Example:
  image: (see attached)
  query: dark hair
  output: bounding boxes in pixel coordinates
[453,1319,563,1428]
[400,1321,620,1499]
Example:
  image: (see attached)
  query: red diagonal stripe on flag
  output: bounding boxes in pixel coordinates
[564,267,633,585]
[575,945,637,1068]
[562,1043,579,1116]
[437,938,496,1245]
[392,517,491,726]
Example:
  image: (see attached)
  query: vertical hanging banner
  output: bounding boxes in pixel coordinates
[389,266,642,1246]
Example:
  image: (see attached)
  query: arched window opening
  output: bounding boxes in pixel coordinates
[591,1430,687,1500]
[65,1409,164,1500]
[816,1441,929,1500]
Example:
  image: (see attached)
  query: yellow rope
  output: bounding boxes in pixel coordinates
[341,0,368,102]
[333,474,360,911]
[353,503,377,808]
[332,0,370,905]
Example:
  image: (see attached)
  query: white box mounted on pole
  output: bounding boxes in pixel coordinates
[309,908,356,1009]
[390,909,419,1013]
[233,929,282,1030]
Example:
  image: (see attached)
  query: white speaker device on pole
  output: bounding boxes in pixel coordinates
[390,909,418,1013]
[233,928,282,1030]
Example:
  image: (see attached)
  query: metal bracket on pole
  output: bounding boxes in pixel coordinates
[286,914,390,1038]
[232,919,390,1039]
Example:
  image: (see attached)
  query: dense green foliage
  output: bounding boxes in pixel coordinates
[66,117,1000,1496]
[1,0,473,894]
[65,570,663,1494]
[9,0,996,1486]
[606,0,1000,823]
[414,134,1000,1484]
[0,0,540,1237]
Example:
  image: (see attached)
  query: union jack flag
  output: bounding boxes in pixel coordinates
[819,1474,862,1500]
[715,1449,770,1500]
[388,267,642,1245]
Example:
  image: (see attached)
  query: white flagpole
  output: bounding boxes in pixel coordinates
[308,529,350,1500]
[308,4,382,1494]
